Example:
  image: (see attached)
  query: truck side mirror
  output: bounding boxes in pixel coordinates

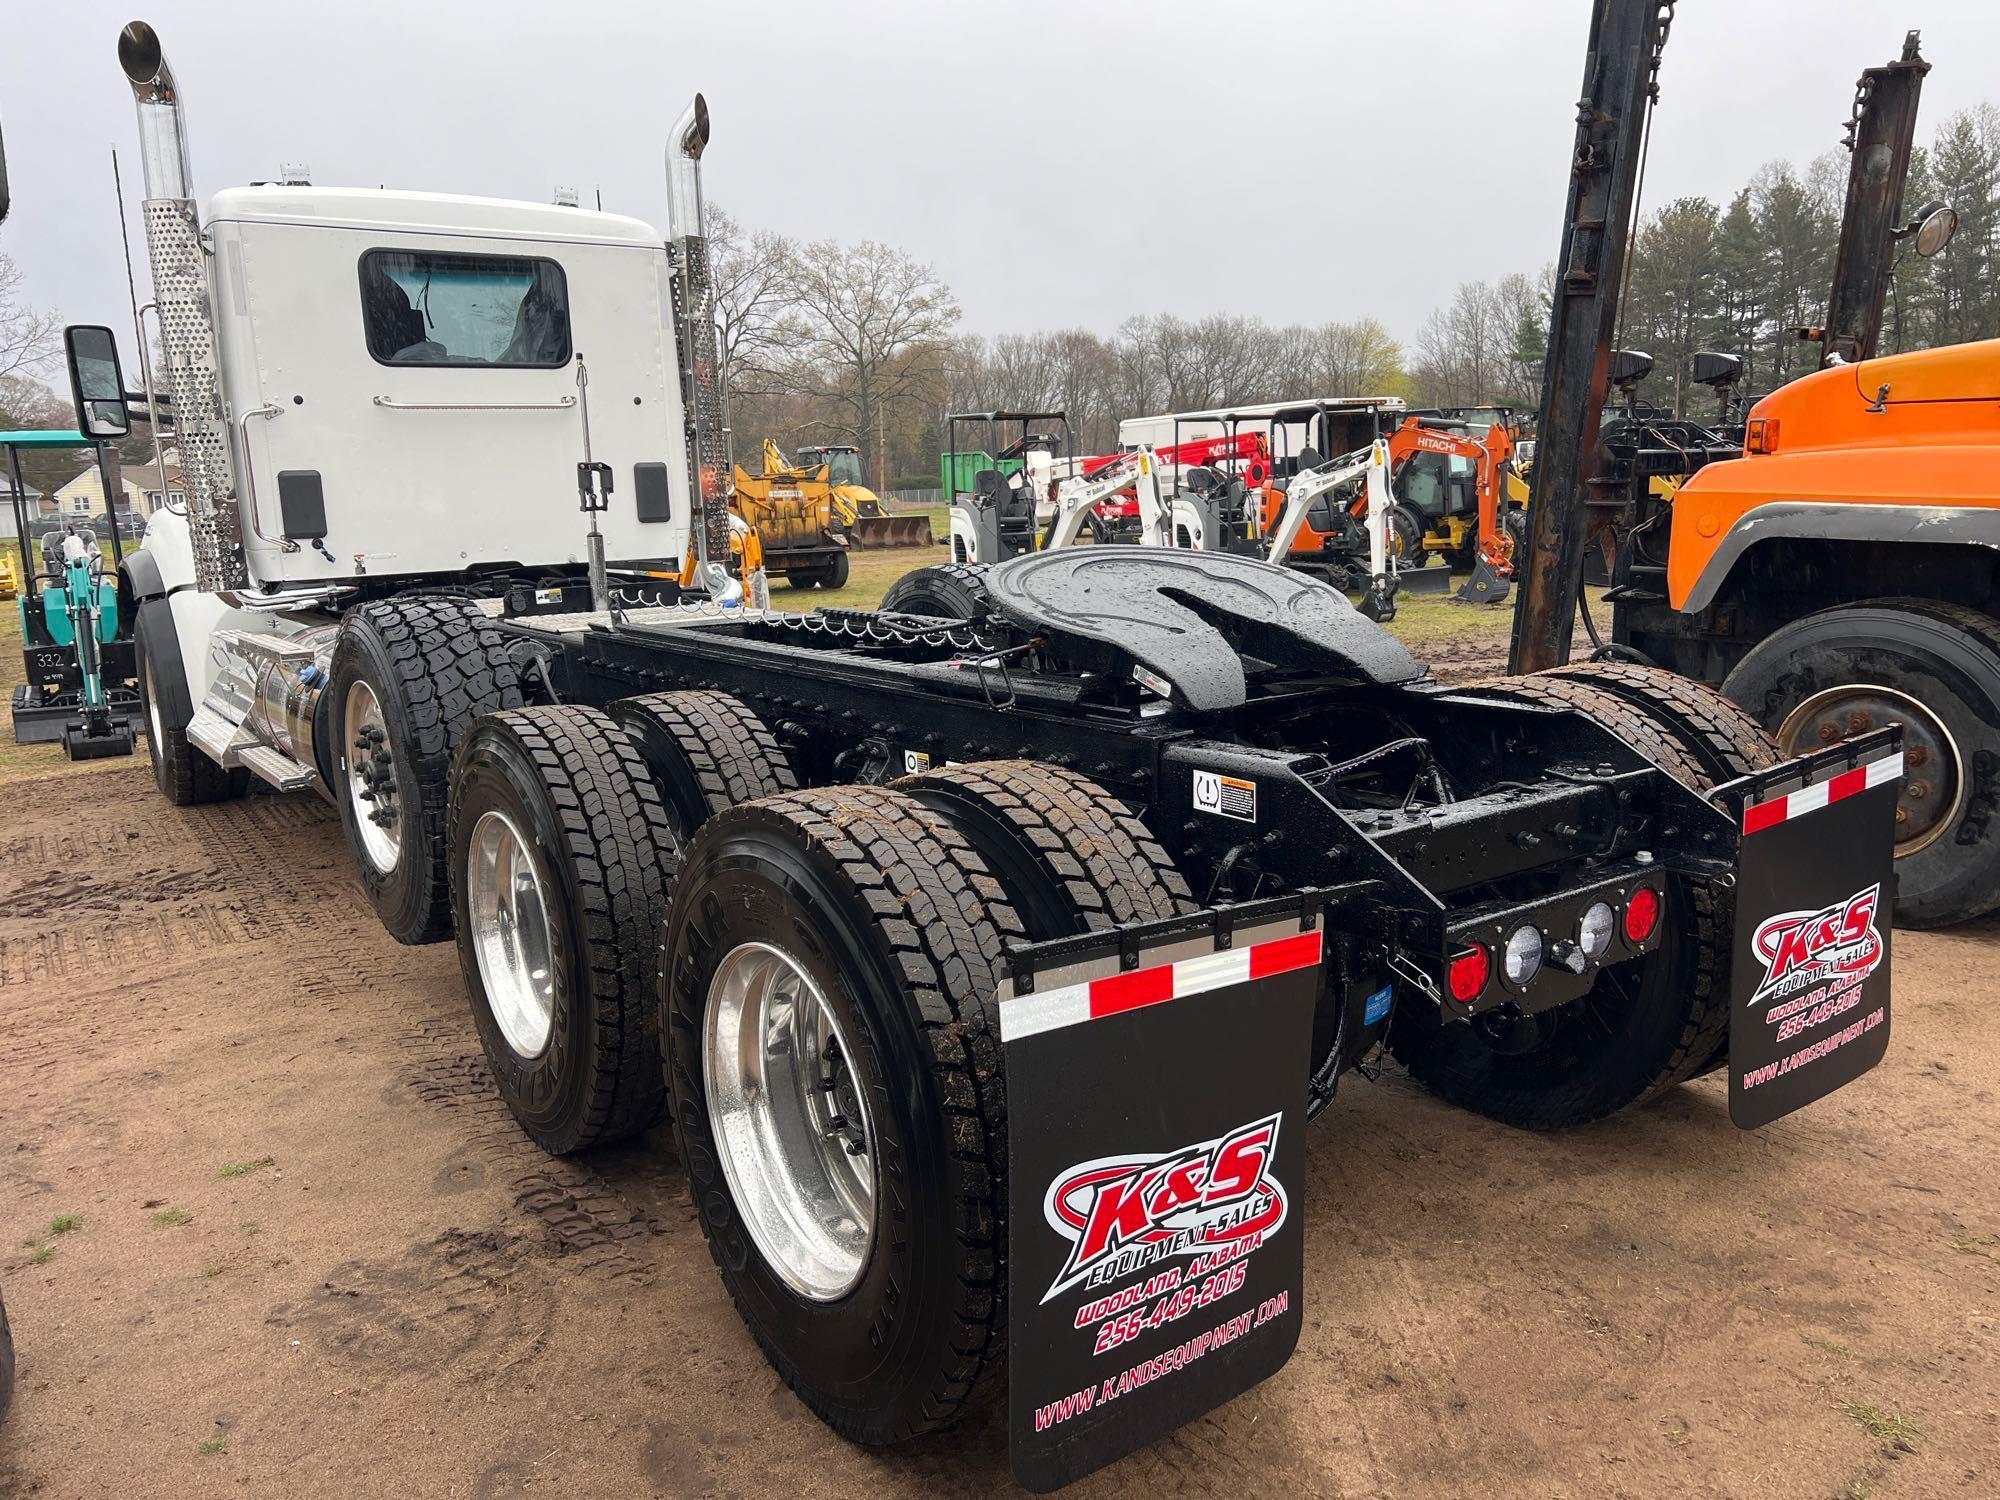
[64,325,132,440]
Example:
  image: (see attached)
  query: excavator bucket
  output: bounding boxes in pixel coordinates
[848,512,935,549]
[1455,556,1512,605]
[1396,562,1453,597]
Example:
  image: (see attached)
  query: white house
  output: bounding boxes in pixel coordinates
[49,454,184,524]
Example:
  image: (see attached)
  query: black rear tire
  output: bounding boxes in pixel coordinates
[449,706,676,1153]
[898,760,1191,939]
[878,562,993,621]
[1541,661,1781,787]
[608,691,798,842]
[134,606,247,806]
[1390,677,1726,1128]
[328,596,523,945]
[1530,663,1780,1076]
[1721,599,2000,927]
[821,549,850,590]
[661,786,1019,1445]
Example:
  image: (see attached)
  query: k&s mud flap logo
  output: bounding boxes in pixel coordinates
[1746,882,1884,1009]
[1728,754,1896,1131]
[1042,1114,1286,1302]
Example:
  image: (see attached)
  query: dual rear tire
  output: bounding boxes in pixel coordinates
[447,692,798,1154]
[1389,666,1777,1129]
[448,722,1188,1443]
[660,763,1187,1441]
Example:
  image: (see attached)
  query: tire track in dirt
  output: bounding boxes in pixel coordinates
[265,1226,556,1389]
[392,1016,682,1282]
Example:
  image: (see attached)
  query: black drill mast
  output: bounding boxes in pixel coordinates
[1509,0,1672,675]
[1811,31,1930,366]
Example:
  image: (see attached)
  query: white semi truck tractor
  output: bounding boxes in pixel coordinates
[84,20,1908,1492]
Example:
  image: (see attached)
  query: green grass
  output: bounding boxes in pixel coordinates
[28,1243,54,1265]
[217,1156,276,1179]
[197,1436,227,1456]
[151,1205,192,1228]
[1842,1401,1923,1453]
[49,1213,82,1235]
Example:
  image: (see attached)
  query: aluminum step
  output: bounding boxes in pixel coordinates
[213,629,316,665]
[238,742,316,792]
[186,704,252,763]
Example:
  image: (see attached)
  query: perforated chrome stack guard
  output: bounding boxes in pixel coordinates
[143,196,243,591]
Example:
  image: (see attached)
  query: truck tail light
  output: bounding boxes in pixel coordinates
[1746,417,1779,454]
[1624,887,1661,944]
[1447,944,1490,1004]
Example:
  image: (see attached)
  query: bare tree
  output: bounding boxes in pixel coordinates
[706,204,797,400]
[0,254,60,384]
[775,239,959,486]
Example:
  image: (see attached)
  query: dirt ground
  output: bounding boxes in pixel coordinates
[0,579,1995,1499]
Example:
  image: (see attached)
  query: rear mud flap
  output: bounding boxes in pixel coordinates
[1713,727,1902,1129]
[998,895,1322,1492]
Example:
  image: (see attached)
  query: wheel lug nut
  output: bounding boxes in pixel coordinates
[1906,780,1928,801]
[1906,744,1929,768]
[1847,710,1872,733]
[1817,722,1840,743]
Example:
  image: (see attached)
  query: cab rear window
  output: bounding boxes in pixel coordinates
[358,249,571,368]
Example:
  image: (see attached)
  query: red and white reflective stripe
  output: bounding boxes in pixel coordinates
[1742,752,1903,835]
[1000,929,1321,1042]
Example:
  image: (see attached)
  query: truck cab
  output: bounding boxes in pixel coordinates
[188,185,692,588]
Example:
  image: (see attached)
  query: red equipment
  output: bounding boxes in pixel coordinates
[1081,433,1271,524]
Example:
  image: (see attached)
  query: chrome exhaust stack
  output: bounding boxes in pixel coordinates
[665,95,738,602]
[118,20,246,591]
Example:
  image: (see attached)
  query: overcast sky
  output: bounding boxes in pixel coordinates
[4,0,1998,372]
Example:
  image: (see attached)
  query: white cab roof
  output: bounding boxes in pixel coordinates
[204,185,663,247]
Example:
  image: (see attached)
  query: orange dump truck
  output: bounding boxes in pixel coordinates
[1612,336,2000,926]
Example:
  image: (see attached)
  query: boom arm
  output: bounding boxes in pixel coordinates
[1262,443,1387,562]
[1080,431,1270,480]
[1387,420,1517,571]
[1044,448,1166,549]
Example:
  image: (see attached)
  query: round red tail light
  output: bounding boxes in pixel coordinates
[1447,944,1490,1004]
[1624,887,1661,944]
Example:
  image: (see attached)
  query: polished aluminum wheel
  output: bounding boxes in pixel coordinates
[704,941,875,1301]
[1777,683,1961,857]
[466,809,557,1059]
[343,680,400,873]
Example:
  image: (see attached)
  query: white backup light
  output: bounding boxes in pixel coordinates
[1503,924,1544,986]
[1578,902,1615,961]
